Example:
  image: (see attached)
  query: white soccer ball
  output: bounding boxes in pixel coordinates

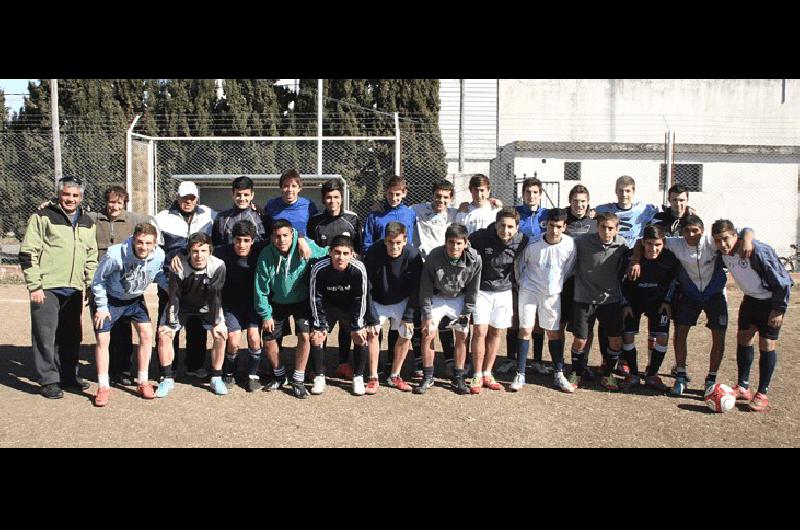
[704,383,736,413]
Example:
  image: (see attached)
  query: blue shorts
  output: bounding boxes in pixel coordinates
[673,291,728,330]
[94,296,150,334]
[224,307,261,332]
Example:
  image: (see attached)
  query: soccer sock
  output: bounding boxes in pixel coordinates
[273,365,286,378]
[353,344,367,378]
[310,345,325,377]
[454,368,466,379]
[441,329,455,362]
[517,339,530,375]
[622,343,638,375]
[293,370,304,383]
[599,329,609,356]
[160,365,173,379]
[411,326,423,364]
[533,332,544,363]
[736,344,755,388]
[548,339,564,374]
[706,372,717,384]
[338,327,351,364]
[647,344,668,378]
[138,371,148,384]
[223,353,238,376]
[247,348,261,377]
[571,348,585,377]
[98,374,110,388]
[757,350,777,395]
[604,350,620,377]
[211,369,223,378]
[422,365,434,381]
[506,328,518,361]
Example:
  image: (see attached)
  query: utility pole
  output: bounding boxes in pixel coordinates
[458,79,465,173]
[50,79,63,190]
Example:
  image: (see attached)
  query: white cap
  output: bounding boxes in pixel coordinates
[177,181,199,198]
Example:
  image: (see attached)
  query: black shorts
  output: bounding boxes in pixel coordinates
[263,301,311,342]
[572,302,624,340]
[318,304,361,334]
[624,307,670,336]
[673,291,728,330]
[738,295,782,340]
[560,278,576,329]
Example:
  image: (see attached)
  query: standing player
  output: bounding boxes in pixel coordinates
[414,224,482,395]
[651,184,697,237]
[468,208,528,394]
[91,223,166,406]
[263,168,318,237]
[455,174,502,235]
[512,208,576,393]
[212,176,267,246]
[362,175,417,254]
[712,220,792,412]
[309,236,371,396]
[155,233,228,397]
[307,178,363,379]
[595,175,659,248]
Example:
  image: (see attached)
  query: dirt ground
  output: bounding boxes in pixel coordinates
[1,282,798,448]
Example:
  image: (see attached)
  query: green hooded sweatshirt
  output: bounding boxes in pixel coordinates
[253,229,328,320]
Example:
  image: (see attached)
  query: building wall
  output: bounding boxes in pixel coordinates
[440,79,498,167]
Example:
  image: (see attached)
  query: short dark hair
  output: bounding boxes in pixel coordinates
[595,211,619,226]
[568,184,590,201]
[279,169,302,188]
[321,178,344,198]
[683,214,704,230]
[432,179,454,196]
[133,222,157,238]
[642,224,666,241]
[330,234,354,250]
[546,208,568,224]
[271,219,293,233]
[232,220,257,239]
[522,177,542,193]
[668,184,689,198]
[711,219,737,236]
[469,174,490,190]
[105,185,129,204]
[384,221,407,239]
[445,223,469,242]
[386,175,407,190]
[496,207,520,225]
[232,176,254,191]
[187,232,212,249]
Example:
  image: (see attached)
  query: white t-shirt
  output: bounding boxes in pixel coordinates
[455,203,499,235]
[517,235,576,296]
[721,254,772,299]
[411,202,458,260]
[664,233,722,293]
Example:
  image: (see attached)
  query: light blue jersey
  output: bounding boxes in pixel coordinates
[595,201,658,248]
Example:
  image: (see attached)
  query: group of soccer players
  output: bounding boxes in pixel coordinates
[22,169,792,413]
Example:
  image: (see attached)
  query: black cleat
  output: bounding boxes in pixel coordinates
[61,377,90,391]
[263,375,287,392]
[41,383,64,399]
[292,381,309,399]
[246,377,262,393]
[223,375,236,389]
[413,377,434,395]
[452,375,470,395]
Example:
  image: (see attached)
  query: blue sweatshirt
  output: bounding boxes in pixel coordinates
[263,196,318,237]
[362,201,417,254]
[91,237,167,312]
[515,204,548,238]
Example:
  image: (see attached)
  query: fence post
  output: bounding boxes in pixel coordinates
[50,79,62,191]
[394,112,401,176]
[126,114,141,212]
[317,79,323,175]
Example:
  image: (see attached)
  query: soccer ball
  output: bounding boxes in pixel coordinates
[704,383,736,413]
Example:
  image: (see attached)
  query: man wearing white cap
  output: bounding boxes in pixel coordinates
[153,181,217,379]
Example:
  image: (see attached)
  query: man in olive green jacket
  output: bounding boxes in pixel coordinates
[20,176,98,399]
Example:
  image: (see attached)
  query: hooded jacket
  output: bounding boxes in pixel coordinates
[363,201,417,254]
[91,237,167,312]
[721,239,793,313]
[212,205,267,247]
[419,245,482,319]
[364,241,423,321]
[573,233,628,305]
[20,200,98,292]
[253,229,327,320]
[307,209,363,254]
[515,204,549,238]
[154,202,216,261]
[89,210,157,259]
[651,205,698,237]
[468,222,528,292]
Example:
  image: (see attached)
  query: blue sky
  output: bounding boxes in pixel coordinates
[0,78,36,116]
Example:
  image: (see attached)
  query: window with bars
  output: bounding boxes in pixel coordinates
[564,161,581,180]
[659,163,703,191]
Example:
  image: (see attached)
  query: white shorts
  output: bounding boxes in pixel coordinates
[472,289,514,329]
[372,299,413,339]
[518,289,561,330]
[428,296,469,333]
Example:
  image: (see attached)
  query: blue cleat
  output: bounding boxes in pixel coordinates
[155,377,175,398]
[671,375,688,396]
[210,376,228,396]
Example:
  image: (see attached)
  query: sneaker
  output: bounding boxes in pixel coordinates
[412,377,434,395]
[452,375,470,395]
[263,374,288,392]
[509,373,526,392]
[137,383,155,400]
[223,375,235,389]
[469,375,483,395]
[155,377,175,398]
[567,372,582,389]
[61,377,90,391]
[40,383,64,399]
[601,375,620,391]
[704,379,716,394]
[292,381,309,399]
[671,375,688,396]
[621,374,641,391]
[496,359,516,375]
[311,375,327,395]
[555,372,576,394]
[365,378,379,395]
[732,384,753,401]
[111,372,135,386]
[644,375,669,392]
[483,373,503,391]
[670,365,692,382]
[531,361,551,375]
[352,375,366,396]
[94,387,111,407]
[387,375,412,392]
[246,377,262,393]
[335,363,354,380]
[186,368,208,379]
[210,377,228,396]
[582,365,596,381]
[749,393,770,412]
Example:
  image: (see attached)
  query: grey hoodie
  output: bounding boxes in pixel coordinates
[419,245,482,319]
[573,233,628,305]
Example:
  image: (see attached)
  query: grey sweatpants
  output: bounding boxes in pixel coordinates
[30,290,83,386]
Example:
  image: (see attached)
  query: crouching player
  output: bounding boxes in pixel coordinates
[414,224,482,395]
[91,223,166,406]
[156,233,228,397]
[513,208,576,392]
[712,220,793,412]
[620,224,679,391]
